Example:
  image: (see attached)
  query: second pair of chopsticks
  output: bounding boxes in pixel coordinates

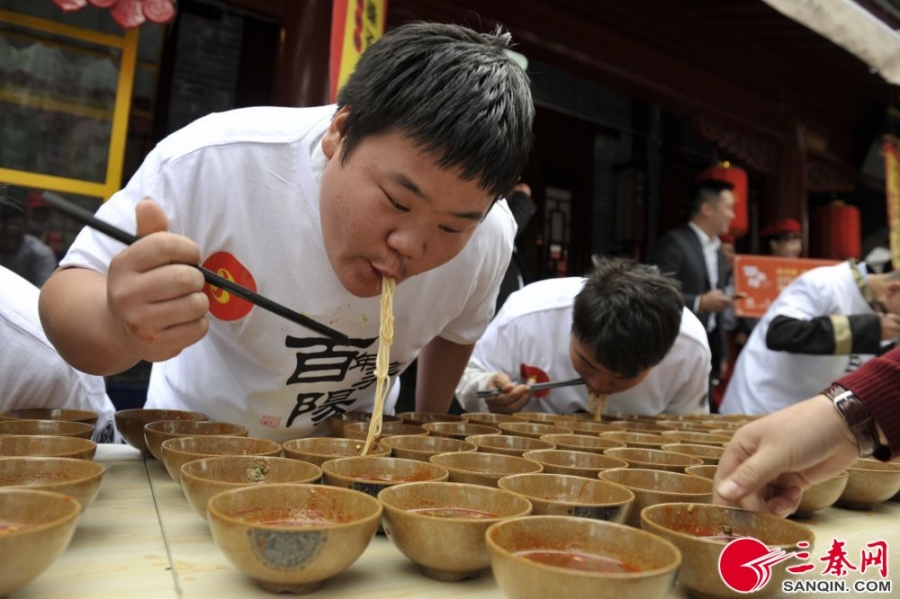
[476,377,585,399]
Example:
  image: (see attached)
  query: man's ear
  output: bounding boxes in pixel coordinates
[322,106,350,160]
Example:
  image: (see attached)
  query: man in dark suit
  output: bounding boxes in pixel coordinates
[650,179,736,407]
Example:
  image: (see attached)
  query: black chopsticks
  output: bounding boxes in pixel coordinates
[41,191,350,344]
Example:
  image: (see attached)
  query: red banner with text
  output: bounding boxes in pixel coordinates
[329,0,388,102]
[733,255,839,318]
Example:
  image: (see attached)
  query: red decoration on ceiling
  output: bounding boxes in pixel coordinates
[52,0,176,28]
[813,201,861,260]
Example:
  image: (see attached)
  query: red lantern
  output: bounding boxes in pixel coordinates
[813,200,861,260]
[696,162,748,238]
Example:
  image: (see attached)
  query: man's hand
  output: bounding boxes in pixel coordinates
[880,312,900,341]
[106,199,209,363]
[483,372,532,414]
[698,289,733,314]
[714,395,859,516]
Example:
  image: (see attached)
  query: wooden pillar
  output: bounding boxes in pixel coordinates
[772,118,809,255]
[275,0,332,107]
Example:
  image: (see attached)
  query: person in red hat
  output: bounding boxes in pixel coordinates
[760,218,802,258]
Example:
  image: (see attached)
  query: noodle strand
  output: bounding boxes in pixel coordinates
[361,277,396,455]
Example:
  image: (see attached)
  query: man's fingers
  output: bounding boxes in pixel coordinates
[715,446,789,505]
[136,198,169,237]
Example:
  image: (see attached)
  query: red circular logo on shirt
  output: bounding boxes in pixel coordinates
[201,252,256,321]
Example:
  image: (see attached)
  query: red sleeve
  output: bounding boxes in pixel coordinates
[836,347,900,461]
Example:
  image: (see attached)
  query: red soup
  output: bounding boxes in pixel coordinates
[407,507,497,519]
[515,549,638,573]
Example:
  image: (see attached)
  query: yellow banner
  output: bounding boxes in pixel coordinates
[330,0,387,102]
[885,136,900,271]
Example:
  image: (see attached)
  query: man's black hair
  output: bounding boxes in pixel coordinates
[572,257,684,378]
[336,22,534,200]
[689,178,735,218]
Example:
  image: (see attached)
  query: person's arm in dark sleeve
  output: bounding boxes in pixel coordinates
[507,190,536,239]
[650,238,696,312]
[765,313,882,355]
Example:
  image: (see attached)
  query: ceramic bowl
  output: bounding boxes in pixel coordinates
[0,456,105,513]
[379,435,476,462]
[342,421,428,443]
[460,412,520,427]
[160,436,282,484]
[603,447,704,473]
[618,421,671,434]
[429,452,543,487]
[658,430,731,446]
[511,412,579,425]
[684,465,718,481]
[656,420,719,432]
[0,488,81,597]
[792,472,849,518]
[0,408,99,427]
[606,413,657,422]
[0,419,93,440]
[207,483,381,594]
[539,433,626,453]
[281,437,389,467]
[598,468,714,527]
[422,422,501,440]
[321,457,449,499]
[522,449,629,478]
[661,443,724,465]
[598,431,674,450]
[486,515,681,599]
[641,503,815,599]
[115,408,208,457]
[0,435,96,460]
[181,455,323,520]
[498,422,573,439]
[324,412,400,437]
[565,421,626,435]
[498,473,634,523]
[378,481,533,581]
[466,434,555,457]
[700,420,742,431]
[395,411,465,426]
[837,459,900,509]
[144,420,249,462]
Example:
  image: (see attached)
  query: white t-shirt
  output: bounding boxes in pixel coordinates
[721,261,875,414]
[0,266,117,441]
[457,277,711,415]
[61,105,515,441]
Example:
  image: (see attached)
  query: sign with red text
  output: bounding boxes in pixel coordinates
[733,255,839,318]
[329,0,388,102]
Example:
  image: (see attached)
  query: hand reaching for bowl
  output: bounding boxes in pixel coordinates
[713,395,859,516]
[483,372,533,414]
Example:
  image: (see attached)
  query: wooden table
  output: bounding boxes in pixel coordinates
[15,444,900,598]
